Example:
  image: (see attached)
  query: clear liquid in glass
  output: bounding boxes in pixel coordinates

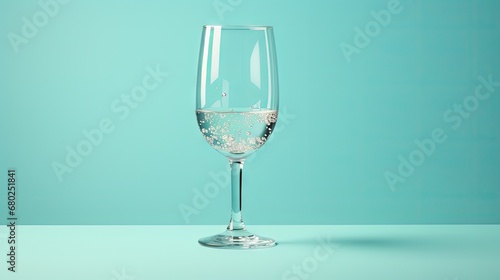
[196,109,278,159]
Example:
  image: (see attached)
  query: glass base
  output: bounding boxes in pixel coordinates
[198,229,277,249]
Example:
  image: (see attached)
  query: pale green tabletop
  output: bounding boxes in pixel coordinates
[1,225,499,280]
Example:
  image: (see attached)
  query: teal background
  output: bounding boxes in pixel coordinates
[0,0,499,225]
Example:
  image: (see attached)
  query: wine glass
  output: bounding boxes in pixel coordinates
[195,25,279,249]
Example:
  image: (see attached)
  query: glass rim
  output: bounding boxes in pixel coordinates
[202,25,273,30]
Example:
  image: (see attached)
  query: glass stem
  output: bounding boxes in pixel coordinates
[227,159,246,231]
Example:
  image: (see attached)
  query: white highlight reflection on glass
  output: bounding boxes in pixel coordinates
[199,29,210,108]
[210,26,221,84]
[264,31,273,108]
[250,41,261,89]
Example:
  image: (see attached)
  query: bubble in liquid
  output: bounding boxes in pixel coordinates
[246,131,251,135]
[222,92,227,97]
